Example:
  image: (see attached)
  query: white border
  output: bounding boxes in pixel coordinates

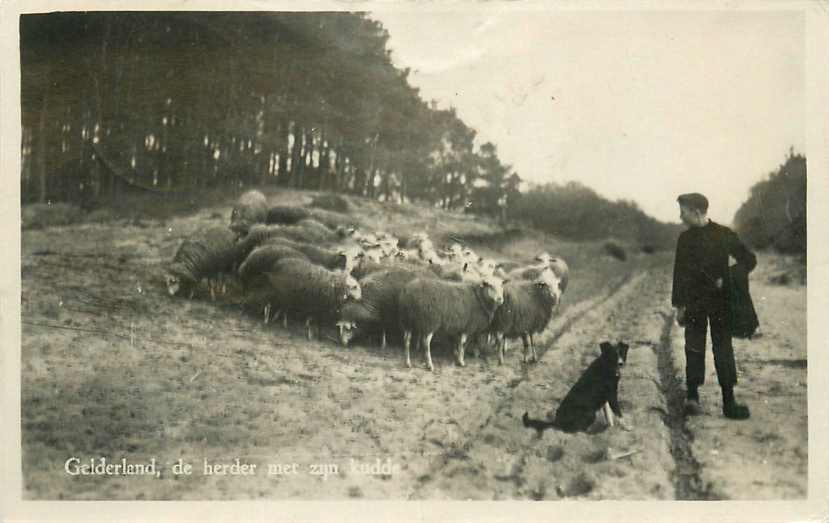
[2,1,827,521]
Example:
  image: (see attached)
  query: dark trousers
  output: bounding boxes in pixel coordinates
[684,300,737,388]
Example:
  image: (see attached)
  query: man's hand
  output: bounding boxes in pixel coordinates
[675,306,686,327]
[714,277,723,289]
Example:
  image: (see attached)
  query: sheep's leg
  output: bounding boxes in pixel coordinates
[456,333,467,367]
[381,330,387,350]
[530,334,538,363]
[403,331,413,368]
[282,312,288,328]
[496,333,506,365]
[209,280,216,302]
[423,332,435,372]
[305,318,313,340]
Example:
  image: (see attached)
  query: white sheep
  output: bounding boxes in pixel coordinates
[262,258,362,340]
[336,268,423,348]
[165,226,240,300]
[229,190,268,235]
[398,275,505,371]
[507,253,569,293]
[491,268,563,364]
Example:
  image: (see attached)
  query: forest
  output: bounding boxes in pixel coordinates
[20,12,519,217]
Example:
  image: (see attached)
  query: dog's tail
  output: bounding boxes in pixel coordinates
[522,412,557,433]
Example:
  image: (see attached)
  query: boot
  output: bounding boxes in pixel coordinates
[684,385,703,416]
[722,385,750,420]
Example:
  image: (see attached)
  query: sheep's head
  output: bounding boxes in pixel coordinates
[478,258,498,276]
[229,207,256,236]
[344,275,362,301]
[365,247,383,263]
[338,246,364,273]
[535,268,563,306]
[462,248,480,264]
[535,252,554,264]
[164,273,181,296]
[479,275,505,307]
[336,320,357,346]
[421,247,442,265]
[548,258,570,293]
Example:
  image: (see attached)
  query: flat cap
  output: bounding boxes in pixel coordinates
[677,192,709,212]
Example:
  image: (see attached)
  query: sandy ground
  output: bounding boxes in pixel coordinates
[20,196,807,500]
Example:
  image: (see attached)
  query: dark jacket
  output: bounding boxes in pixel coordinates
[728,263,760,338]
[672,220,757,310]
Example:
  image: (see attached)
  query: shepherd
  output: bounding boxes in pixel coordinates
[672,192,757,420]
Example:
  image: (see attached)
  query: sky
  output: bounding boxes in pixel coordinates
[370,8,805,224]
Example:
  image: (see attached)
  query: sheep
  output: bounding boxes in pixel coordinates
[261,258,362,340]
[351,254,432,281]
[491,268,563,365]
[306,208,356,230]
[292,242,363,273]
[295,218,339,242]
[336,268,423,348]
[547,256,570,294]
[237,223,334,253]
[534,252,570,292]
[237,244,307,323]
[428,260,469,282]
[398,275,505,371]
[229,190,268,235]
[507,254,569,293]
[165,226,240,300]
[265,205,311,225]
[475,258,500,278]
[350,257,387,280]
[238,244,307,286]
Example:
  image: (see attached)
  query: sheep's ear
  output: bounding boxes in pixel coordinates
[463,262,469,272]
[600,341,613,354]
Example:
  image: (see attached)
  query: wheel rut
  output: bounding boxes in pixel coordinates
[653,300,715,500]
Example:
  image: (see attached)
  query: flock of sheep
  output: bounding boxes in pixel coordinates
[163,190,570,371]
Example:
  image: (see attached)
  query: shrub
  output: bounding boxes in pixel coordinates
[309,193,350,213]
[21,203,84,230]
[603,241,627,261]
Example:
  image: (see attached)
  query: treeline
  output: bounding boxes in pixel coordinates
[509,181,683,250]
[734,149,806,253]
[20,12,516,216]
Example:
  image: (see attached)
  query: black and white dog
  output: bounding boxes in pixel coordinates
[523,341,629,433]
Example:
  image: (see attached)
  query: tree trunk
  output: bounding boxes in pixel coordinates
[303,128,315,189]
[290,124,304,188]
[319,130,331,191]
[36,77,50,204]
[277,120,289,185]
